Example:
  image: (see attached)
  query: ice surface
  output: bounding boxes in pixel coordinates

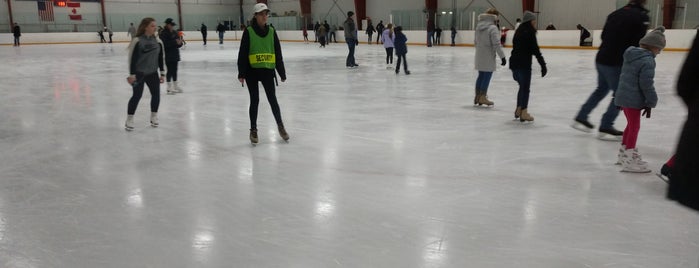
[0,41,697,267]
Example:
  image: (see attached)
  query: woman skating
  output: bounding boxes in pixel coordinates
[237,3,289,144]
[509,11,547,122]
[125,17,165,131]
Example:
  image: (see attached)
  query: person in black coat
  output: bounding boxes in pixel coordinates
[12,23,21,47]
[509,11,546,122]
[572,0,649,139]
[577,24,591,46]
[238,3,289,144]
[200,23,207,45]
[668,34,699,211]
[216,22,226,44]
[160,18,183,94]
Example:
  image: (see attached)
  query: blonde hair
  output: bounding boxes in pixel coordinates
[136,17,156,37]
[485,8,500,16]
[386,23,393,38]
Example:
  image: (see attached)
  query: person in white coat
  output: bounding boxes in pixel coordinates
[473,8,506,106]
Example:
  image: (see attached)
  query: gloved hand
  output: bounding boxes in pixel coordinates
[541,65,548,77]
[501,57,507,66]
[642,107,652,118]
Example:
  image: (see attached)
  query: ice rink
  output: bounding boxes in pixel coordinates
[1,40,698,267]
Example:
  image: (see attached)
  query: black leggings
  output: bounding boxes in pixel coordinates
[166,61,178,82]
[246,69,283,130]
[127,72,160,114]
[396,54,408,72]
[385,47,394,64]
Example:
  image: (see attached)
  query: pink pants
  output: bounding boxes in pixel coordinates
[622,108,642,149]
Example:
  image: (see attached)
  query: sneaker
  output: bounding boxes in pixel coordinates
[278,126,289,141]
[571,119,594,133]
[250,129,259,144]
[598,128,623,141]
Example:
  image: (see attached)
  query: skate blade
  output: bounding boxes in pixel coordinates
[597,134,622,141]
[571,123,593,133]
[125,127,134,131]
[620,168,652,173]
[656,173,670,183]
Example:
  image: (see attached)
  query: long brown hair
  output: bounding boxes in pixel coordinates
[135,17,156,37]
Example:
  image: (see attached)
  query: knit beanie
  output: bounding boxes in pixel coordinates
[639,26,666,50]
[522,11,536,23]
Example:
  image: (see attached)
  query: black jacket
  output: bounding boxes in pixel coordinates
[159,28,181,62]
[668,35,699,211]
[237,23,286,80]
[13,25,20,37]
[509,22,545,70]
[216,24,226,33]
[595,2,650,66]
[200,24,207,35]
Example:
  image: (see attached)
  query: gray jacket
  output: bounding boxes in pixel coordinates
[344,18,357,40]
[474,14,505,72]
[615,46,658,109]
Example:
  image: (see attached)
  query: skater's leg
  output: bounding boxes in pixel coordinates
[144,73,160,112]
[246,73,261,130]
[128,74,146,115]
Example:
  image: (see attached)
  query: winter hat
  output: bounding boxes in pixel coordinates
[522,11,536,23]
[164,18,176,26]
[253,3,269,14]
[347,11,354,17]
[639,26,666,49]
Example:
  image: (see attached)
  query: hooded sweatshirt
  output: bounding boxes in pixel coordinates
[614,46,658,109]
[474,13,506,72]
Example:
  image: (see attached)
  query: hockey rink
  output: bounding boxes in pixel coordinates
[0,40,697,267]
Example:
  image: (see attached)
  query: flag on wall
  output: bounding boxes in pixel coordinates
[37,1,55,22]
[68,2,82,20]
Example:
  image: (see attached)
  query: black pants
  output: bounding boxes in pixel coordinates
[245,69,283,130]
[128,72,160,114]
[396,54,408,72]
[512,69,532,109]
[14,36,19,46]
[166,61,178,82]
[202,34,207,45]
[385,48,394,64]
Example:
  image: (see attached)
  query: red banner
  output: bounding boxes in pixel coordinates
[69,14,82,20]
[67,2,80,7]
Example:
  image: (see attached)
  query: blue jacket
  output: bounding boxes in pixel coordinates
[394,32,407,55]
[614,46,658,109]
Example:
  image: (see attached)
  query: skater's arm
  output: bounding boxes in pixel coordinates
[678,35,699,105]
[274,31,286,81]
[237,30,251,80]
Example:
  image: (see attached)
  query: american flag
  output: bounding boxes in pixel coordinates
[37,1,54,22]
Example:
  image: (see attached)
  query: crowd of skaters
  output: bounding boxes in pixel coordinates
[117,0,698,213]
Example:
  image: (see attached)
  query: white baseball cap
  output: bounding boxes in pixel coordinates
[253,3,270,14]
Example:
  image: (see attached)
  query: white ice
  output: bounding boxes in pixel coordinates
[0,40,697,268]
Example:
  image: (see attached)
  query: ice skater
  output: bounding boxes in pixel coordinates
[509,11,546,122]
[614,27,665,173]
[473,8,506,107]
[238,3,289,144]
[571,0,650,140]
[381,23,395,69]
[125,17,166,131]
[394,26,410,75]
[160,18,184,94]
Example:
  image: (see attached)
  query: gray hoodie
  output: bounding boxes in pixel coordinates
[614,46,658,109]
[474,14,505,72]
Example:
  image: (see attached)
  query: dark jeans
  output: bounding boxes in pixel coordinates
[575,63,622,129]
[427,31,434,46]
[14,36,20,46]
[475,71,494,92]
[368,34,372,44]
[385,47,394,64]
[128,72,160,114]
[202,34,207,45]
[245,69,283,130]
[512,69,532,109]
[346,38,357,66]
[218,32,224,44]
[451,33,456,46]
[330,33,336,42]
[166,61,178,82]
[396,54,408,72]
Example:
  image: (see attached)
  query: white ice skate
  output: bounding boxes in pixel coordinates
[621,149,651,173]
